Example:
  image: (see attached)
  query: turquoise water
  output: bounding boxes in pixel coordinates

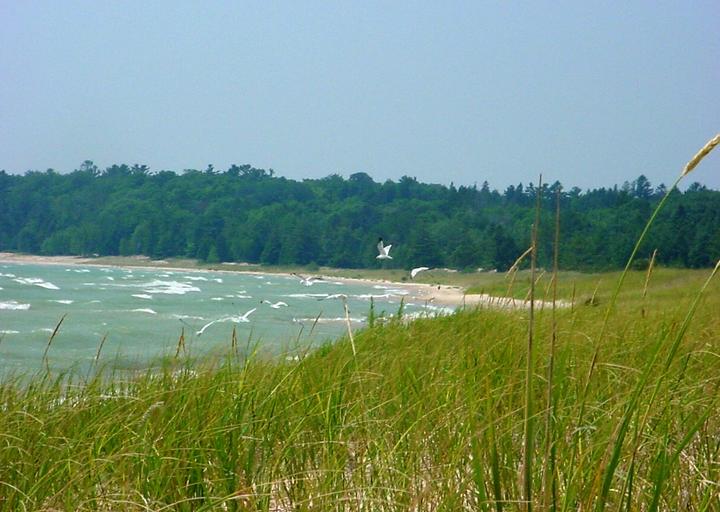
[0,263,442,376]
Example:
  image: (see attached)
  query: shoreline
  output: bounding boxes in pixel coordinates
[0,252,471,307]
[0,252,566,309]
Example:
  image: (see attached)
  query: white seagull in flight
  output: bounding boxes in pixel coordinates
[260,300,288,309]
[292,273,323,287]
[410,267,430,279]
[376,238,393,260]
[196,308,257,336]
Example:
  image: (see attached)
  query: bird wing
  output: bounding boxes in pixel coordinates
[377,240,385,254]
[241,307,257,320]
[411,267,429,279]
[384,244,392,255]
[197,319,218,335]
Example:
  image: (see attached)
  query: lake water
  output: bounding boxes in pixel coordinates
[0,263,450,376]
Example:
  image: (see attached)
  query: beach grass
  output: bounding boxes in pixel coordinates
[0,264,718,510]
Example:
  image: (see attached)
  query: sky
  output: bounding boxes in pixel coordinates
[1,1,718,191]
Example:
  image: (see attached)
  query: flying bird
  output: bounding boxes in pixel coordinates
[196,318,221,336]
[260,300,288,309]
[292,273,323,287]
[410,267,430,279]
[236,307,257,322]
[196,307,257,336]
[376,238,393,260]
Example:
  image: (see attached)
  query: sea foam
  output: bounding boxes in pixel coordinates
[293,317,365,324]
[0,301,31,311]
[131,308,157,315]
[282,293,329,298]
[171,314,205,321]
[141,280,200,295]
[13,277,60,290]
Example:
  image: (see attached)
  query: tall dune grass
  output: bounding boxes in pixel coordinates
[0,273,718,510]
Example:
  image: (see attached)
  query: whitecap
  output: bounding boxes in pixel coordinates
[0,330,20,334]
[105,276,115,281]
[132,294,153,300]
[234,295,252,299]
[141,280,200,295]
[353,293,391,299]
[282,293,329,298]
[211,297,224,301]
[0,273,16,278]
[383,288,409,295]
[0,301,31,311]
[292,317,365,324]
[184,276,208,282]
[13,277,60,290]
[213,278,223,283]
[131,308,157,315]
[50,300,74,305]
[172,314,205,321]
[421,305,455,315]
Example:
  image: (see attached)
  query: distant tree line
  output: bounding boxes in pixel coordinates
[1,161,718,271]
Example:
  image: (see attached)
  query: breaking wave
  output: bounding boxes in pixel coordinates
[13,277,60,290]
[0,301,31,311]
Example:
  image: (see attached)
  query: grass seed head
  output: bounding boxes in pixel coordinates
[682,134,720,176]
[507,246,533,277]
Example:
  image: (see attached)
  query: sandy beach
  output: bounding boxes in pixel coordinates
[0,252,564,310]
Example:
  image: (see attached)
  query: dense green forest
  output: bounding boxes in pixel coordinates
[1,161,718,270]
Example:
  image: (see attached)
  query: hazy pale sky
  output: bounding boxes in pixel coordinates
[1,1,718,190]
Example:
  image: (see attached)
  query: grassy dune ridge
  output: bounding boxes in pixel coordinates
[1,266,718,510]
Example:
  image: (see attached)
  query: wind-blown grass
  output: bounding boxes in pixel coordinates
[0,266,718,510]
